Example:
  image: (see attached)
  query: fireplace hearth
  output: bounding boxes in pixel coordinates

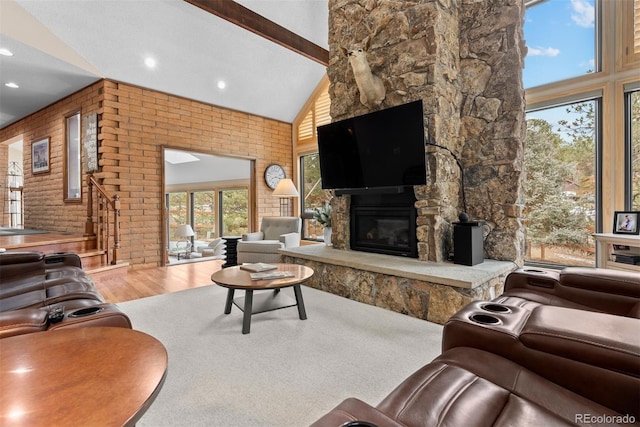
[350,188,418,258]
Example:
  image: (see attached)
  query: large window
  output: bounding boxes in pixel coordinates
[524,0,598,89]
[193,190,216,239]
[524,0,639,267]
[219,188,248,236]
[167,192,188,243]
[300,153,330,240]
[525,100,599,267]
[167,188,248,246]
[627,87,640,210]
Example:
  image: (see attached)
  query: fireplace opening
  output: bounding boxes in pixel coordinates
[350,189,418,258]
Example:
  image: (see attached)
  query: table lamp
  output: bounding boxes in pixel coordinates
[273,178,299,216]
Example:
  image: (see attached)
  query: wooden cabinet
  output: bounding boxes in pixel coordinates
[593,233,640,272]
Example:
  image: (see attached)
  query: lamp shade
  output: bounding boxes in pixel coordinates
[176,224,195,238]
[273,178,299,197]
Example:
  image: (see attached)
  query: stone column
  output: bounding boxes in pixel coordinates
[327,0,525,264]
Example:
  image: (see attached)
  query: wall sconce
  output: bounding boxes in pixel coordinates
[273,178,299,216]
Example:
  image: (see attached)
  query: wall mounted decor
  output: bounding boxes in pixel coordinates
[32,137,50,174]
[83,113,98,173]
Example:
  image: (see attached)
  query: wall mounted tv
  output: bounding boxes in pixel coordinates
[317,100,427,191]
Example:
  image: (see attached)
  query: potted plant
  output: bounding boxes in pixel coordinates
[313,203,332,246]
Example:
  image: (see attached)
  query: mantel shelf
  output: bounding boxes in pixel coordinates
[280,244,515,289]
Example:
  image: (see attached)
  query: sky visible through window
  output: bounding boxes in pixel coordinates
[524,0,596,89]
[524,0,596,142]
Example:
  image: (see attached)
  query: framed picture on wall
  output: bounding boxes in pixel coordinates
[32,137,50,174]
[613,211,640,235]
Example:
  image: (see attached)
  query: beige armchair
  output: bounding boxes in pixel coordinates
[237,217,301,264]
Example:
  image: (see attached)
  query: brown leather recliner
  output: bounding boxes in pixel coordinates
[0,251,131,338]
[493,267,640,317]
[310,267,640,426]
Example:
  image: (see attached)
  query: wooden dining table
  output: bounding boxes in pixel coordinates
[0,327,168,426]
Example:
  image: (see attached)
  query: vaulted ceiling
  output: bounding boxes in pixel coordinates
[0,0,329,130]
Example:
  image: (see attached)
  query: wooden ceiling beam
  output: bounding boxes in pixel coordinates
[184,0,329,66]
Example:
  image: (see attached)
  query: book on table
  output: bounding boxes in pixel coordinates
[249,271,295,280]
[239,263,278,272]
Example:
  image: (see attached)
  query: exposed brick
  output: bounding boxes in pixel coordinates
[0,79,293,268]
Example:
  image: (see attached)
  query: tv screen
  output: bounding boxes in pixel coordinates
[317,100,426,190]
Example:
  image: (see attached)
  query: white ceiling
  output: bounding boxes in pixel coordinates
[0,0,329,130]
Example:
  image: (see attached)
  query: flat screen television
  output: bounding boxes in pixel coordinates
[317,100,427,191]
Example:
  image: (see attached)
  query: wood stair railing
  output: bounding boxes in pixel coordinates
[85,175,121,265]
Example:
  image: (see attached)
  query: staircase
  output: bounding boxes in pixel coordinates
[0,231,128,278]
[0,175,128,279]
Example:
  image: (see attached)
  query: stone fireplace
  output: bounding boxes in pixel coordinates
[327,0,527,265]
[283,0,526,325]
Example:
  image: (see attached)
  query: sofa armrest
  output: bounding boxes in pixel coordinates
[502,267,640,317]
[560,267,640,298]
[0,308,49,339]
[44,252,83,269]
[310,398,405,427]
[242,231,264,241]
[279,232,300,248]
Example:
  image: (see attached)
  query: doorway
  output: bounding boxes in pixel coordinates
[163,148,253,265]
[2,136,24,228]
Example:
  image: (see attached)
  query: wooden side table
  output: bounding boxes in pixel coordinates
[0,327,167,426]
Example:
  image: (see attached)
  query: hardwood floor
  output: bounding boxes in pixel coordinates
[91,259,225,303]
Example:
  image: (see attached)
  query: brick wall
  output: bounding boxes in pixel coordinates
[0,79,293,267]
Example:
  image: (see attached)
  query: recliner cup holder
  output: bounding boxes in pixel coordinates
[68,307,103,318]
[469,313,501,325]
[481,303,512,314]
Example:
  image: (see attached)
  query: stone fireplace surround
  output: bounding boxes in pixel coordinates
[290,0,526,322]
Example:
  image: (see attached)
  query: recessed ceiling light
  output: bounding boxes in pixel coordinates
[0,48,14,56]
[144,57,157,68]
[217,80,226,90]
[5,82,19,89]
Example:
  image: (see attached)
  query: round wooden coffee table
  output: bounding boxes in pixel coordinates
[211,263,314,334]
[0,327,167,426]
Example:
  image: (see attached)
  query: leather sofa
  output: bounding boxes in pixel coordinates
[0,251,131,339]
[494,267,640,317]
[311,267,640,426]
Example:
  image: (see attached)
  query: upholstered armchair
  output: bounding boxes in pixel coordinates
[237,217,301,264]
[192,237,226,259]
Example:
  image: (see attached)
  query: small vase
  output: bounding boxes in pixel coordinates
[323,227,332,246]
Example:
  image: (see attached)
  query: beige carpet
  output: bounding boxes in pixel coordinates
[119,284,444,426]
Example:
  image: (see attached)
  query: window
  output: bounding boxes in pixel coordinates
[193,190,216,240]
[65,112,81,201]
[167,192,188,243]
[524,0,640,267]
[525,99,599,267]
[294,78,331,239]
[300,153,330,240]
[219,188,248,236]
[626,87,640,210]
[524,0,598,89]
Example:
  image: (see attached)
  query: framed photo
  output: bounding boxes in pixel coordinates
[32,137,50,174]
[613,211,640,235]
